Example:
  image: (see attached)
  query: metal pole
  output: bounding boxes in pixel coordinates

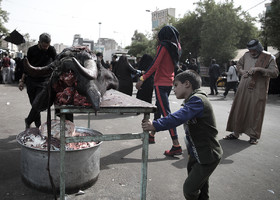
[88,113,90,128]
[141,113,150,200]
[98,22,101,51]
[60,114,66,200]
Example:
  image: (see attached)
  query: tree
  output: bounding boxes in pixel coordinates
[174,11,202,63]
[175,0,258,67]
[127,0,258,67]
[262,0,280,50]
[131,30,147,42]
[235,13,258,49]
[260,0,280,94]
[0,0,9,36]
[197,0,244,66]
[127,30,157,57]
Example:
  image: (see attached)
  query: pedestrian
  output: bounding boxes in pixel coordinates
[222,60,239,98]
[135,56,142,70]
[19,33,57,129]
[9,55,16,83]
[224,39,279,144]
[14,57,24,83]
[136,54,154,103]
[105,60,110,70]
[136,25,182,156]
[111,54,118,74]
[142,70,223,199]
[175,62,187,76]
[208,58,220,95]
[188,58,200,74]
[96,52,107,68]
[114,55,140,96]
[1,52,10,84]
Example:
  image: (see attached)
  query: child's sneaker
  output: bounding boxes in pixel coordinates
[164,145,182,156]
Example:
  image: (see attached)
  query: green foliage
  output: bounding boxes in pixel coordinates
[0,0,9,35]
[131,30,148,42]
[235,13,259,49]
[174,12,202,63]
[262,0,280,50]
[197,0,254,66]
[127,0,258,67]
[127,30,157,57]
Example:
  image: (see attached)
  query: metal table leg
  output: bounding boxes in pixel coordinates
[57,107,154,200]
[141,113,150,200]
[88,113,90,128]
[60,114,66,200]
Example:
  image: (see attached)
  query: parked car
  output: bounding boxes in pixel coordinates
[217,72,227,89]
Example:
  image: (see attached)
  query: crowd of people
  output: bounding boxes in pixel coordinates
[140,35,278,199]
[0,52,24,84]
[114,33,278,199]
[1,26,279,200]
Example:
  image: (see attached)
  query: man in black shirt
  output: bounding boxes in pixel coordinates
[19,33,57,128]
[208,59,220,95]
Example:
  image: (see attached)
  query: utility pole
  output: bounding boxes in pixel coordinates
[98,22,102,52]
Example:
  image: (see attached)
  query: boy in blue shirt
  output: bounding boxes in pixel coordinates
[142,70,223,200]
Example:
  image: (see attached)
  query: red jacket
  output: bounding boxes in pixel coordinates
[2,57,10,68]
[143,45,174,86]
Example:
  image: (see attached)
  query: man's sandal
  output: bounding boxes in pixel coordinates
[249,138,258,145]
[223,133,238,140]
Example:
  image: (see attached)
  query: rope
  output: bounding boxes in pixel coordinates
[46,79,57,200]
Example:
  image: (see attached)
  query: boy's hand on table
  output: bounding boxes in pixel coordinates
[142,119,156,131]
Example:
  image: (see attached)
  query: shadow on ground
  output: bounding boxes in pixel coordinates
[100,144,188,170]
[219,139,250,164]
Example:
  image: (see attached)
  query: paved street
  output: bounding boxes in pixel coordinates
[0,83,280,200]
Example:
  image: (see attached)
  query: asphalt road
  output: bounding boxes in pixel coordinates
[0,83,280,200]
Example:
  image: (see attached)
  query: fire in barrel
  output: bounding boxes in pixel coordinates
[17,120,103,193]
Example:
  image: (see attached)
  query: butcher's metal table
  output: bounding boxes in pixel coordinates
[55,89,156,200]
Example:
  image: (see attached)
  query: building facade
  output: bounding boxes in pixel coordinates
[72,34,94,51]
[151,8,175,30]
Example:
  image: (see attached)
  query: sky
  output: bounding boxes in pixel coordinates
[2,0,270,47]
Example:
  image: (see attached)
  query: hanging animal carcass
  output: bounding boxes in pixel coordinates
[24,46,119,112]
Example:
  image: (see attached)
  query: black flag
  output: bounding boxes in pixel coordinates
[4,29,25,45]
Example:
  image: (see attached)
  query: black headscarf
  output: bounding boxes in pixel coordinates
[157,25,181,66]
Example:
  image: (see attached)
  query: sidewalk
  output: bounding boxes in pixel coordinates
[0,84,280,200]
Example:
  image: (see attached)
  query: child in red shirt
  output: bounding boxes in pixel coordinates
[136,25,182,156]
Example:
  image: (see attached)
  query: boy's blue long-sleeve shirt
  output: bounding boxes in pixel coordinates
[153,96,204,131]
[152,90,223,164]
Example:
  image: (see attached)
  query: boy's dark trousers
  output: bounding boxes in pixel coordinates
[183,156,220,200]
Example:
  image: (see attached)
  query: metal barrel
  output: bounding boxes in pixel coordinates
[17,127,102,194]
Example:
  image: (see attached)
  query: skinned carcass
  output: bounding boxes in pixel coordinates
[24,46,119,112]
[23,46,117,199]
